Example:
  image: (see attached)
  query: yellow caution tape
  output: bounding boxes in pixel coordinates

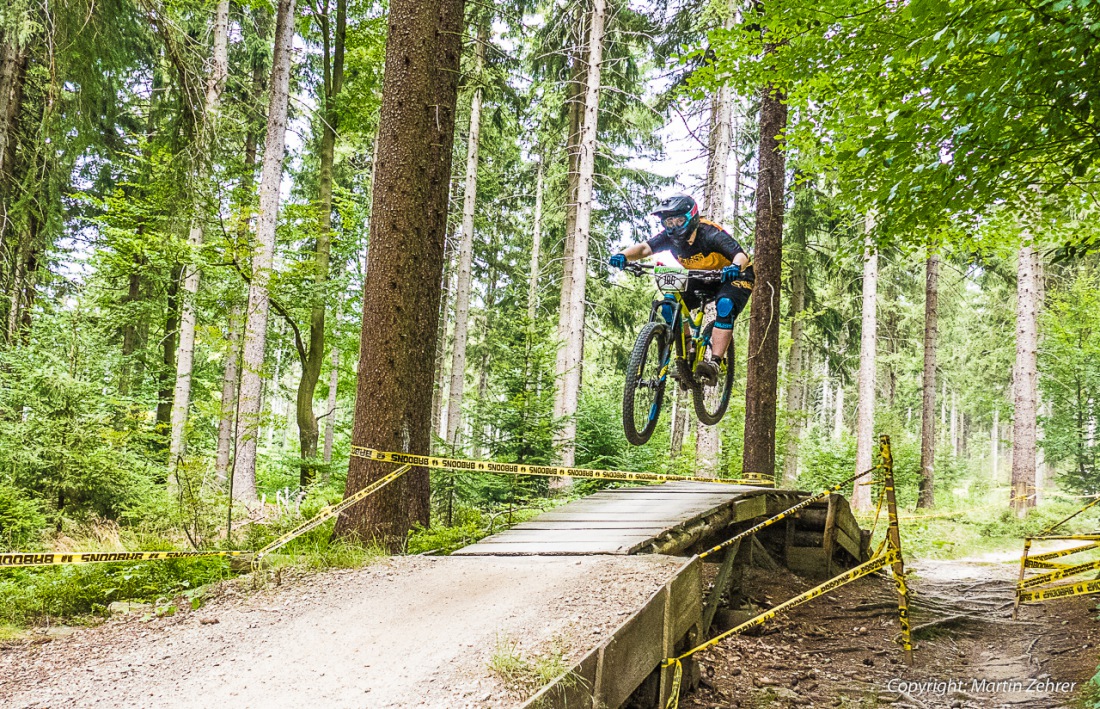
[1028,534,1100,541]
[0,550,248,568]
[1026,559,1074,570]
[1017,557,1100,590]
[350,446,775,487]
[1036,494,1100,537]
[251,464,413,568]
[697,465,880,560]
[663,548,900,708]
[1029,542,1100,562]
[1017,578,1100,604]
[890,567,913,654]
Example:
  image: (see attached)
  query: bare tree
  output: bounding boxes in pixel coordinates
[696,58,736,476]
[1012,243,1041,517]
[852,223,877,511]
[233,0,298,502]
[554,0,605,469]
[526,158,544,322]
[169,0,230,464]
[917,251,939,508]
[445,18,488,448]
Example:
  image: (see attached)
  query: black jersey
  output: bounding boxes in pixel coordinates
[645,219,754,280]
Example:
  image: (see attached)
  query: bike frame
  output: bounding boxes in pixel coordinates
[646,291,710,385]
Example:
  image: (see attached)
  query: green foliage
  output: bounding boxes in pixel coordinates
[0,485,46,548]
[0,553,233,626]
[1040,262,1100,493]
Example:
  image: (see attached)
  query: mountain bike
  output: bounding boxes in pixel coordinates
[621,262,735,445]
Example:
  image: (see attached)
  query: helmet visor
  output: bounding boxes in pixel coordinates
[662,213,688,229]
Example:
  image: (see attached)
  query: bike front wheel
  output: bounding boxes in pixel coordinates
[693,327,735,425]
[623,321,670,445]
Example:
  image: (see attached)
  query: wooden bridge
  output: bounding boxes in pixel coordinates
[456,479,868,708]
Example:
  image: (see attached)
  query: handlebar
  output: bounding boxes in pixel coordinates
[622,262,722,282]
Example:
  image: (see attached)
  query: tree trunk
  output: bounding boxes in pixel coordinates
[233,0,297,503]
[333,0,464,548]
[431,234,454,442]
[696,52,735,477]
[991,408,999,481]
[1012,244,1040,517]
[323,344,339,464]
[551,10,589,481]
[0,37,27,236]
[554,0,605,469]
[445,19,488,449]
[741,73,787,479]
[852,226,877,511]
[156,265,182,456]
[917,252,938,508]
[215,305,243,483]
[781,239,806,486]
[296,0,346,487]
[671,389,689,458]
[950,390,959,457]
[170,0,231,465]
[833,381,844,440]
[527,158,544,322]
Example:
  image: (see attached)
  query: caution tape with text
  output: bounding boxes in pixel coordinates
[350,446,775,487]
[2,447,775,570]
[1014,494,1100,610]
[664,548,902,708]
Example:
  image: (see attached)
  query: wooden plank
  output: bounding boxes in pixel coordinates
[597,586,668,709]
[460,530,655,544]
[452,540,645,555]
[508,521,671,531]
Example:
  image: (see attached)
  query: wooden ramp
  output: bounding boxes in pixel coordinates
[452,481,800,556]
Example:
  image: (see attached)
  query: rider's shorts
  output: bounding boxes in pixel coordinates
[674,278,752,330]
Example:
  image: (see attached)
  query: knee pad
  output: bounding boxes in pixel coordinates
[716,296,734,319]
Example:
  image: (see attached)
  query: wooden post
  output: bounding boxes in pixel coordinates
[701,540,741,636]
[880,434,913,663]
[822,495,838,577]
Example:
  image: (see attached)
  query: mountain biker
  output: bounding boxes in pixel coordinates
[608,192,753,386]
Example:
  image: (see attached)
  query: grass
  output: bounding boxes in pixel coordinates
[856,492,1100,562]
[488,634,575,699]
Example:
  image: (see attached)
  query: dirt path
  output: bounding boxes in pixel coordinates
[0,555,685,708]
[682,554,1099,708]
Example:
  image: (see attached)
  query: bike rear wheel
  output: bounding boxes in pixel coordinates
[623,321,669,445]
[693,325,735,425]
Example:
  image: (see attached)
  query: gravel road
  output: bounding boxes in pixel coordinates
[1,554,687,708]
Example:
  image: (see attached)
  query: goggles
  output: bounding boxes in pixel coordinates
[662,213,689,229]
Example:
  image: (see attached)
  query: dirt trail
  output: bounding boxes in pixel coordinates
[683,553,1099,708]
[0,555,685,709]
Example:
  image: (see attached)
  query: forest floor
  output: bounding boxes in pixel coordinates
[0,554,685,708]
[682,547,1100,709]
[1,544,1096,709]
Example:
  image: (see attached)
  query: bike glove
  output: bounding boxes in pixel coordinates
[609,254,627,270]
[721,264,742,283]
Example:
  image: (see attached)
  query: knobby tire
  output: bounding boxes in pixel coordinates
[623,321,669,445]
